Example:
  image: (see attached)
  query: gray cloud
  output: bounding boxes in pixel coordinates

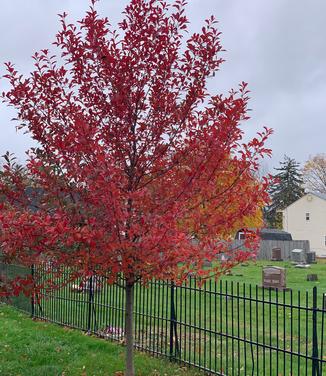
[1,0,325,170]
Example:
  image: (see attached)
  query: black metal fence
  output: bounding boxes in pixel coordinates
[1,262,326,375]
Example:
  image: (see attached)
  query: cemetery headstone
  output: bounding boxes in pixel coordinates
[202,260,212,268]
[262,266,287,290]
[271,247,282,261]
[306,274,318,281]
[291,249,305,264]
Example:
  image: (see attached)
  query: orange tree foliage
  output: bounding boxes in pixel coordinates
[0,0,272,298]
[182,160,266,243]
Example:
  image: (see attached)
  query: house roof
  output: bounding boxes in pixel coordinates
[312,192,326,201]
[282,192,326,211]
[235,228,293,241]
[260,228,290,235]
[260,228,292,241]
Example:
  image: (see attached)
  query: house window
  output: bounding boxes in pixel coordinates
[324,236,326,246]
[306,213,310,221]
[238,232,245,240]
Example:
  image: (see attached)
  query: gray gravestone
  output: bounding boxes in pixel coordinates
[306,274,318,281]
[262,266,287,290]
[291,249,305,263]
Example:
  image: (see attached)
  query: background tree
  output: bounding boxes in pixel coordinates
[184,163,265,238]
[303,153,326,194]
[264,155,304,228]
[0,1,271,374]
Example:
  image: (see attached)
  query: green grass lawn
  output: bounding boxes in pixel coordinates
[0,304,202,376]
[3,260,326,375]
[219,259,326,292]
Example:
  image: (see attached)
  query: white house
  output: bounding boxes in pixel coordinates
[282,192,326,256]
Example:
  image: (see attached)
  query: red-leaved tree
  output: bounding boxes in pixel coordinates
[0,1,271,374]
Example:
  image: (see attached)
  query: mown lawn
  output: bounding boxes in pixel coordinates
[219,259,326,292]
[0,304,202,376]
[2,260,326,375]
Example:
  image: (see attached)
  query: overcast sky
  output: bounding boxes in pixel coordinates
[1,0,325,172]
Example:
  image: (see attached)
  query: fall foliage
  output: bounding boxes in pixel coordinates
[183,161,266,239]
[0,1,271,374]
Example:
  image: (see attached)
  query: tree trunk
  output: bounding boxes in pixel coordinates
[125,282,135,376]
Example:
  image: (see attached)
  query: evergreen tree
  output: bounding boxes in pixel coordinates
[265,155,304,228]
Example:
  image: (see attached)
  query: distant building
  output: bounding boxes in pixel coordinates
[235,228,292,241]
[282,192,326,256]
[233,228,309,260]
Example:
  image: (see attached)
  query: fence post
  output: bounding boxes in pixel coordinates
[87,276,93,333]
[169,281,175,360]
[31,264,35,318]
[312,286,320,376]
[169,281,180,361]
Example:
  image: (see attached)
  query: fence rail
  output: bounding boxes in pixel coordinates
[1,262,325,375]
